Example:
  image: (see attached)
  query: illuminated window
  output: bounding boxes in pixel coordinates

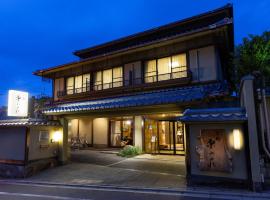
[94,71,102,90]
[110,119,133,147]
[145,60,157,83]
[103,69,113,89]
[94,67,123,90]
[113,67,123,87]
[75,75,82,93]
[157,57,171,81]
[66,77,74,95]
[144,53,187,83]
[66,73,91,95]
[171,54,187,79]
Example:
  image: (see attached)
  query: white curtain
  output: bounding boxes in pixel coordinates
[94,71,102,90]
[66,77,74,94]
[75,75,82,93]
[103,69,112,89]
[145,60,157,83]
[172,54,187,78]
[113,67,123,87]
[157,57,171,81]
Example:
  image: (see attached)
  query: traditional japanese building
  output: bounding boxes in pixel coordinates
[34,4,234,154]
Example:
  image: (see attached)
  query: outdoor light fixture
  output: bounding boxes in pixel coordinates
[51,131,62,143]
[233,129,242,150]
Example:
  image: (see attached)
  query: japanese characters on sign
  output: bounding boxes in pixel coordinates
[8,90,29,117]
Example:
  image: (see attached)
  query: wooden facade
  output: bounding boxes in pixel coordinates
[34,5,233,105]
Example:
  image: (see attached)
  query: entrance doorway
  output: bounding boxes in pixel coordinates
[144,119,185,155]
[109,119,133,147]
[158,121,185,155]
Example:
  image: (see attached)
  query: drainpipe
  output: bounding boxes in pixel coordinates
[254,73,270,159]
[258,95,270,159]
[261,86,270,151]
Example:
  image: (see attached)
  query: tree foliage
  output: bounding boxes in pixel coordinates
[234,31,270,83]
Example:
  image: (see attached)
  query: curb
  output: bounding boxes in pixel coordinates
[0,179,270,199]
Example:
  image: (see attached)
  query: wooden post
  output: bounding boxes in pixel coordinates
[59,118,69,165]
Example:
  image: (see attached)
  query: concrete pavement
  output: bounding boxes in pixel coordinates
[26,150,186,188]
[1,150,270,199]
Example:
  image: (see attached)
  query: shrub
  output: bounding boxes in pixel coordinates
[118,145,142,157]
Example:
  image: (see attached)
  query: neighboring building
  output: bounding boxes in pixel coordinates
[0,118,61,177]
[34,4,234,155]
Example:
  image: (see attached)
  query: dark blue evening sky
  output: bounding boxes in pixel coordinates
[0,0,269,106]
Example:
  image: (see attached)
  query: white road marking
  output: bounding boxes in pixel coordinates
[0,191,91,200]
[117,167,185,177]
[105,158,129,167]
[105,158,185,177]
[0,181,269,200]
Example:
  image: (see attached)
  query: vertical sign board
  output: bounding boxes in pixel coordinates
[8,90,29,117]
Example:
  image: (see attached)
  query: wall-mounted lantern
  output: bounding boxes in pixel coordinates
[233,129,242,150]
[51,130,62,143]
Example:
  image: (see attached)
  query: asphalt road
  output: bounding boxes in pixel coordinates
[0,181,232,200]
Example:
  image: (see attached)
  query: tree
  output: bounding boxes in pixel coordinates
[234,31,270,85]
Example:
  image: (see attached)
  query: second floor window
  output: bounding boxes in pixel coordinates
[171,54,187,79]
[113,67,123,88]
[144,53,187,83]
[145,60,157,83]
[94,71,102,91]
[158,57,171,81]
[66,77,74,95]
[66,73,90,95]
[94,66,123,91]
[103,69,112,89]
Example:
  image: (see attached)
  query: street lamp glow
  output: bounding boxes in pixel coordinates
[52,131,62,143]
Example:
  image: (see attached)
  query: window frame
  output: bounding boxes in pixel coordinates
[39,130,50,143]
[66,73,91,95]
[144,52,188,83]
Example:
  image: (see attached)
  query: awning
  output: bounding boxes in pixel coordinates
[43,82,228,115]
[180,107,247,122]
[0,118,61,127]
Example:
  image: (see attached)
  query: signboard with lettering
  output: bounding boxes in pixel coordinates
[7,90,29,117]
[196,129,233,172]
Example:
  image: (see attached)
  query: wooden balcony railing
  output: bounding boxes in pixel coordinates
[57,69,191,98]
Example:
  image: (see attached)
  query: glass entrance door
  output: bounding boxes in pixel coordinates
[175,121,185,154]
[158,121,185,155]
[144,119,158,153]
[144,119,185,154]
[158,121,174,154]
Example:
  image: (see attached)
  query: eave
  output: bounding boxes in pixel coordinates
[33,20,232,78]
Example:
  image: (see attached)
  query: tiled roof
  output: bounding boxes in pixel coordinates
[34,5,233,76]
[180,107,247,122]
[74,4,233,59]
[0,118,60,127]
[74,18,232,59]
[43,82,228,115]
